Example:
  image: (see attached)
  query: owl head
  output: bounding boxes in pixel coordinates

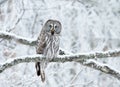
[43,19,62,35]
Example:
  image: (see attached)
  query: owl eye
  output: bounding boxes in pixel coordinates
[46,24,52,32]
[49,24,52,28]
[54,25,57,28]
[54,25,61,34]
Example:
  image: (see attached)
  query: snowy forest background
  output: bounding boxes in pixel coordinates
[0,0,120,87]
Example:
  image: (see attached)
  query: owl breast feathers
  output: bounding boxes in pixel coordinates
[36,19,62,57]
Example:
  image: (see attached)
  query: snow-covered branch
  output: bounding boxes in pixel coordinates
[1,49,120,80]
[0,31,37,46]
[1,31,120,80]
[84,59,120,80]
[1,31,120,48]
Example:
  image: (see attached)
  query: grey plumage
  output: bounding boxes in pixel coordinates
[35,19,62,82]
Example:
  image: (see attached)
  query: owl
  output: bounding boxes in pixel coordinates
[35,19,62,82]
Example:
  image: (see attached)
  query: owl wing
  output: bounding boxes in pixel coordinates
[36,32,46,54]
[35,31,46,77]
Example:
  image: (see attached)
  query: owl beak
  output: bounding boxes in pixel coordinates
[51,28,54,35]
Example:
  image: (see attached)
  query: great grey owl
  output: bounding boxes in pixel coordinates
[35,19,62,82]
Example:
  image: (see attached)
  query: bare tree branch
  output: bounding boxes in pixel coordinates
[7,0,25,32]
[1,49,120,80]
[0,31,37,46]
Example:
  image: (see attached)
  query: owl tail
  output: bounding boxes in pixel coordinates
[40,70,45,82]
[35,62,45,82]
[35,62,41,76]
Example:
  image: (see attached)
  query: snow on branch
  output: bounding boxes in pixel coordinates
[84,59,120,80]
[1,31,120,80]
[1,49,120,80]
[0,31,37,46]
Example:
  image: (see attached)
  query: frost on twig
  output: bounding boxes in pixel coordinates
[1,49,120,80]
[0,54,42,73]
[0,31,37,46]
[83,59,120,80]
